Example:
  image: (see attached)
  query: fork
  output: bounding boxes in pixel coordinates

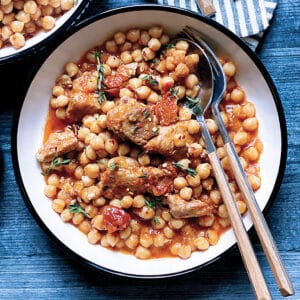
[181,26,294,297]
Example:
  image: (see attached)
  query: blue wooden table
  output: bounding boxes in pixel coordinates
[0,1,299,299]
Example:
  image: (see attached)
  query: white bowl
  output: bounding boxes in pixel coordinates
[0,0,89,65]
[13,5,287,278]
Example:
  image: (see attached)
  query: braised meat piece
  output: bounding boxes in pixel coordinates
[100,165,175,199]
[66,91,101,121]
[145,121,195,156]
[106,100,159,146]
[36,128,78,162]
[167,194,214,218]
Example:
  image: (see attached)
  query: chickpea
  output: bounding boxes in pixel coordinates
[233,131,249,146]
[185,74,199,89]
[173,132,187,148]
[194,236,209,250]
[141,47,155,61]
[87,229,101,244]
[173,177,188,190]
[41,16,55,30]
[159,34,170,45]
[10,20,24,33]
[188,120,201,135]
[206,229,219,245]
[104,138,118,154]
[78,220,92,234]
[85,145,97,160]
[179,187,193,201]
[242,102,256,118]
[109,199,122,208]
[218,204,229,218]
[132,195,145,208]
[131,49,143,62]
[243,146,259,161]
[210,189,222,204]
[93,197,106,207]
[126,28,140,42]
[196,163,211,179]
[185,54,200,68]
[169,218,185,230]
[72,212,84,225]
[175,63,190,78]
[188,143,203,158]
[135,246,151,259]
[90,135,105,151]
[61,0,73,10]
[231,88,245,103]
[179,107,192,121]
[140,232,153,248]
[61,208,73,222]
[65,62,79,77]
[106,56,120,68]
[148,38,161,51]
[186,174,201,187]
[223,61,236,77]
[178,245,192,259]
[198,215,215,227]
[9,33,25,49]
[135,85,151,99]
[84,163,99,179]
[148,26,163,38]
[242,117,258,131]
[206,119,218,134]
[248,174,261,191]
[52,199,65,213]
[120,195,133,209]
[160,76,174,91]
[44,184,57,198]
[125,234,139,249]
[120,50,133,64]
[237,200,247,214]
[114,31,126,45]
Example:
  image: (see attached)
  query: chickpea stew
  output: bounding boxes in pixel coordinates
[36,26,263,260]
[0,0,75,50]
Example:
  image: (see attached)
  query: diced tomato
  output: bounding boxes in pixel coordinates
[103,205,131,233]
[152,92,178,126]
[104,75,124,89]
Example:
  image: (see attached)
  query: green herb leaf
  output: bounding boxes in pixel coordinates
[172,162,198,177]
[143,110,151,118]
[142,75,158,86]
[185,96,198,107]
[41,157,71,176]
[169,87,179,98]
[94,50,106,104]
[138,172,149,179]
[108,163,119,171]
[69,204,91,218]
[153,216,161,224]
[166,43,175,49]
[145,196,162,209]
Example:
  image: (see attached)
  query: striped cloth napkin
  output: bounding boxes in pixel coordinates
[157,0,277,51]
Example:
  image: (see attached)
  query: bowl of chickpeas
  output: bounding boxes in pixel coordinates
[0,0,89,64]
[13,5,287,278]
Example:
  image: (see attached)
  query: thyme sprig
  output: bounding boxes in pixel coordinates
[42,157,71,176]
[169,87,179,99]
[142,74,158,86]
[108,163,119,171]
[184,96,203,115]
[172,162,198,178]
[145,196,162,209]
[94,50,107,104]
[69,204,91,218]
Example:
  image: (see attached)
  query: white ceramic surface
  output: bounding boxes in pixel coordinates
[0,0,86,63]
[16,7,285,277]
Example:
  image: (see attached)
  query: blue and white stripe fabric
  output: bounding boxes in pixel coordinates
[157,0,277,51]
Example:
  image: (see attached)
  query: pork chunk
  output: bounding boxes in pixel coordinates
[167,194,214,218]
[100,166,174,199]
[145,121,196,156]
[106,100,159,146]
[66,91,101,121]
[36,128,78,162]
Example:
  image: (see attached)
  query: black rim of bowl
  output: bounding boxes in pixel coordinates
[0,0,90,65]
[11,4,288,279]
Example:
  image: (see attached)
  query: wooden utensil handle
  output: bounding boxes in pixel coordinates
[208,151,271,300]
[224,142,295,296]
[196,0,216,16]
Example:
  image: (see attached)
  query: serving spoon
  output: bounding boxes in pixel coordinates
[171,37,271,300]
[180,26,294,297]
